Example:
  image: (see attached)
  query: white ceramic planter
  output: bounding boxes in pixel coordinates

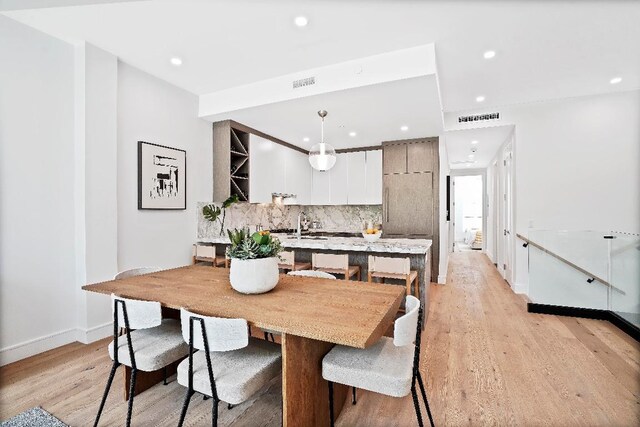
[229,257,280,294]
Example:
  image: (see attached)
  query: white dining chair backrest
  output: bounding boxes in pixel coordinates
[287,270,336,280]
[194,244,215,259]
[312,253,348,271]
[180,308,248,352]
[368,256,410,275]
[279,251,295,267]
[111,294,162,330]
[393,295,420,347]
[114,267,163,281]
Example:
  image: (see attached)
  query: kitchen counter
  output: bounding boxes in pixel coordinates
[199,234,432,254]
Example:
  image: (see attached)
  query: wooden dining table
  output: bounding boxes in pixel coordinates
[83,264,405,427]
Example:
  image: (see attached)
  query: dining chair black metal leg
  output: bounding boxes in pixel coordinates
[163,366,168,385]
[417,372,435,427]
[264,332,269,341]
[270,333,275,342]
[212,398,219,427]
[352,387,357,404]
[93,361,119,427]
[125,368,138,427]
[411,383,424,427]
[177,390,194,427]
[328,381,335,427]
[227,403,233,409]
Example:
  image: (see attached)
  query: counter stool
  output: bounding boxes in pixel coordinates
[193,244,227,268]
[322,296,435,427]
[176,308,282,427]
[278,250,312,272]
[94,295,189,427]
[312,253,361,281]
[368,255,420,300]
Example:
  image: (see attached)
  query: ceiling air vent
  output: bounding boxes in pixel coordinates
[292,76,315,89]
[458,112,500,123]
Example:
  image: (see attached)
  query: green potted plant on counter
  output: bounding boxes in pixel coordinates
[227,228,283,294]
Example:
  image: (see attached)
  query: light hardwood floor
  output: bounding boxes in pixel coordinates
[1,252,638,426]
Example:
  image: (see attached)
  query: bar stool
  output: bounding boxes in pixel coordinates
[312,253,361,281]
[322,296,435,427]
[176,308,282,427]
[94,295,189,427]
[368,255,420,300]
[192,244,227,267]
[278,250,312,272]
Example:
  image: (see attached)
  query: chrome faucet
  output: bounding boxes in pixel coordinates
[296,211,307,239]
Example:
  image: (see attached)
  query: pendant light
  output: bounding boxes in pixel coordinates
[308,110,337,171]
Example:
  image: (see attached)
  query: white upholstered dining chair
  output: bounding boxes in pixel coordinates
[176,308,282,427]
[94,295,189,427]
[322,295,435,427]
[114,267,163,280]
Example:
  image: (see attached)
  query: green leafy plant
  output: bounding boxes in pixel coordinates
[202,194,239,236]
[226,228,283,260]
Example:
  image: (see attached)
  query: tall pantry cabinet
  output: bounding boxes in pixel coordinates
[382,138,439,279]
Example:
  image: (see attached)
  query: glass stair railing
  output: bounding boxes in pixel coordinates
[518,229,640,336]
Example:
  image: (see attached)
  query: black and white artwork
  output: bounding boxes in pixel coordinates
[138,141,186,210]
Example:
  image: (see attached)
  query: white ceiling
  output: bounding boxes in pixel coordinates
[204,75,443,151]
[445,125,513,170]
[4,0,639,112]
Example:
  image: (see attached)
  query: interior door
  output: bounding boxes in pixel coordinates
[503,146,514,284]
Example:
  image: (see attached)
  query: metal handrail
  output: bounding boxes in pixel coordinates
[517,233,626,295]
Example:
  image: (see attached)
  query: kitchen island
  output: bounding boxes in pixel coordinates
[198,234,432,323]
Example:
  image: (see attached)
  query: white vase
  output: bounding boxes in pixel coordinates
[229,257,280,294]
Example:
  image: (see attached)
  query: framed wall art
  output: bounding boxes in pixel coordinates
[138,141,186,210]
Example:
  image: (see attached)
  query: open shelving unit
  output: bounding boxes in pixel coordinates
[213,121,251,202]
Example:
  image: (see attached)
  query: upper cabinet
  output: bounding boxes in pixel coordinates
[383,138,438,175]
[382,143,407,174]
[214,120,383,205]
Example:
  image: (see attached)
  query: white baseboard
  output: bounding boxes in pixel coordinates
[0,322,113,366]
[437,274,447,284]
[513,282,528,295]
[0,328,78,367]
[77,321,113,344]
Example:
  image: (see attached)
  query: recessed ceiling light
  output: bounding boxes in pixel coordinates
[610,77,622,85]
[483,50,496,59]
[471,140,479,145]
[349,131,357,137]
[294,16,308,27]
[170,57,182,66]
[476,95,485,103]
[400,125,409,132]
[303,137,310,142]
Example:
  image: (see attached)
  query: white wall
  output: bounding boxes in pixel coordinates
[0,16,77,364]
[438,139,450,284]
[117,62,212,270]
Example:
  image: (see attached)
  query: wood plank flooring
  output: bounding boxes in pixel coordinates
[1,252,638,426]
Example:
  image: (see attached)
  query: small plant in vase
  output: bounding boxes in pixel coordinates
[227,228,283,294]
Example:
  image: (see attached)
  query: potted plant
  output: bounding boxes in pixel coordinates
[227,228,283,294]
[202,194,239,236]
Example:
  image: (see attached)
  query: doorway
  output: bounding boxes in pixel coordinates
[452,175,484,252]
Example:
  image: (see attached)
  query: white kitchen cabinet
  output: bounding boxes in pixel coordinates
[347,151,367,204]
[249,135,282,203]
[365,150,383,204]
[311,169,331,205]
[329,153,349,205]
[284,149,312,205]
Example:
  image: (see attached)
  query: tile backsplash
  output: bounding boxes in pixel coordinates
[197,202,382,238]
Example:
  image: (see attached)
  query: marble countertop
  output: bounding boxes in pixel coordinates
[199,234,432,254]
